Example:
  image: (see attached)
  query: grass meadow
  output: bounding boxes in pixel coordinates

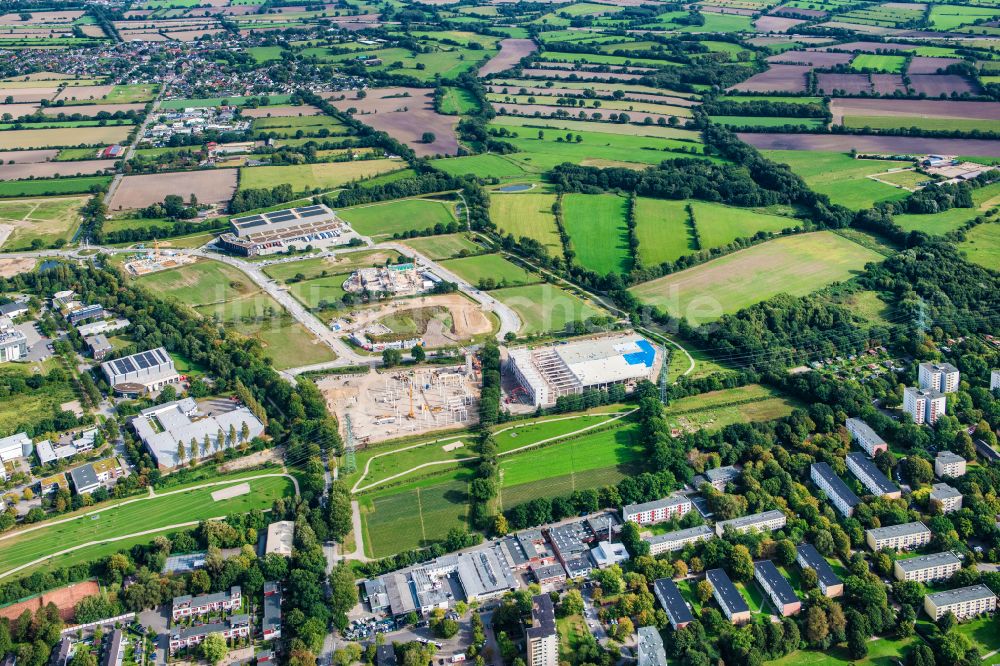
[238,159,405,192]
[634,198,696,266]
[691,202,800,249]
[958,222,1000,270]
[402,233,482,260]
[337,198,457,238]
[629,231,885,325]
[438,253,538,287]
[490,191,563,256]
[562,193,632,274]
[491,283,606,335]
[761,150,910,210]
[0,476,294,577]
[0,196,86,250]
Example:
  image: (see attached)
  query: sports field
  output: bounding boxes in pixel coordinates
[439,253,537,287]
[761,150,910,210]
[562,193,632,274]
[337,198,457,238]
[360,473,472,558]
[238,159,405,192]
[629,232,885,325]
[0,196,85,250]
[489,191,563,256]
[498,422,643,507]
[491,283,606,335]
[402,233,481,260]
[691,202,798,249]
[634,198,695,266]
[0,475,294,578]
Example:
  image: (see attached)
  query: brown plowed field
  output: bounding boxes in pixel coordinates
[321,87,459,157]
[109,169,238,210]
[739,132,1000,157]
[754,16,806,32]
[830,98,1000,125]
[0,160,113,180]
[871,74,906,95]
[816,72,872,95]
[521,68,643,81]
[0,149,59,163]
[767,50,852,66]
[241,105,321,118]
[907,56,962,74]
[729,65,810,93]
[42,103,146,116]
[0,580,98,622]
[492,102,680,124]
[908,74,979,96]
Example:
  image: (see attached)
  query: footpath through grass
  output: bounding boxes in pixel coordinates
[0,475,294,577]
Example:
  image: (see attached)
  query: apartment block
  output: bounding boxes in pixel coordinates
[526,594,558,666]
[169,615,250,653]
[622,496,692,526]
[754,560,801,617]
[263,582,281,641]
[810,462,861,517]
[930,483,963,513]
[796,543,843,598]
[715,510,786,537]
[919,362,960,393]
[893,551,961,583]
[846,417,888,457]
[903,387,947,425]
[644,525,714,556]
[653,578,694,630]
[705,569,751,625]
[924,585,996,621]
[866,522,932,551]
[847,452,901,499]
[935,451,967,478]
[172,586,241,621]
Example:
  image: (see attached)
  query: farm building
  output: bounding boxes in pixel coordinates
[218,205,352,256]
[506,334,658,407]
[130,397,265,470]
[101,347,179,395]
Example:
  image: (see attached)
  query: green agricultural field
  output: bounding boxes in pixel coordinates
[629,231,885,325]
[491,283,606,335]
[337,198,457,238]
[438,253,537,288]
[958,222,1000,270]
[691,202,800,250]
[490,191,562,256]
[239,159,404,192]
[0,176,112,198]
[0,475,295,577]
[438,86,479,114]
[850,54,906,72]
[634,198,695,266]
[895,182,1000,234]
[761,150,910,209]
[498,422,643,507]
[844,116,1000,133]
[709,116,826,129]
[402,233,482,260]
[562,193,632,274]
[431,154,528,179]
[360,473,472,558]
[0,195,86,250]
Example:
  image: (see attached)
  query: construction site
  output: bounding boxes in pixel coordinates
[318,361,480,446]
[124,241,197,276]
[342,263,433,296]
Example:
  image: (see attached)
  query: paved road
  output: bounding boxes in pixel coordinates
[138,607,169,666]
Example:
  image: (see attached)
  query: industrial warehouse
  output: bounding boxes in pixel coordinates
[217,204,356,256]
[505,334,659,407]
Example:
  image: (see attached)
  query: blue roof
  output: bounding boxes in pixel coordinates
[624,339,655,367]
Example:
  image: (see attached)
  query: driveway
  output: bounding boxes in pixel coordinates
[139,605,169,665]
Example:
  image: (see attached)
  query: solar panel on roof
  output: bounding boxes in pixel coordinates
[268,213,296,223]
[135,352,151,369]
[118,357,136,374]
[297,205,323,213]
[234,215,264,225]
[240,219,269,229]
[299,209,327,218]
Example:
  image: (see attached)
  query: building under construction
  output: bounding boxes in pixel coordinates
[506,334,658,407]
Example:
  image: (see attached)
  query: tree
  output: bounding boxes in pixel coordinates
[696,580,714,604]
[801,567,818,591]
[493,514,509,536]
[176,441,186,466]
[775,539,796,567]
[383,348,402,367]
[411,345,426,362]
[559,590,584,617]
[805,606,829,646]
[200,633,228,665]
[937,610,956,633]
[729,544,754,582]
[421,132,436,144]
[903,456,934,486]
